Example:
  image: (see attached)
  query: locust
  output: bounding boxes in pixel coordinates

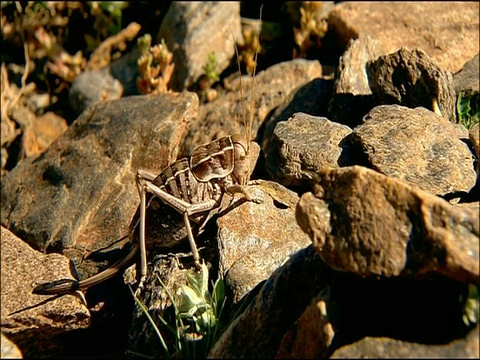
[32,9,263,296]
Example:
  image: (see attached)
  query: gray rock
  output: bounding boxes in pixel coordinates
[1,92,198,280]
[329,35,385,127]
[260,77,333,150]
[352,105,477,196]
[453,53,479,96]
[328,2,479,74]
[157,2,242,91]
[69,47,144,117]
[69,67,124,116]
[296,166,479,283]
[217,180,311,302]
[1,226,90,357]
[367,48,456,121]
[264,113,353,188]
[179,58,323,158]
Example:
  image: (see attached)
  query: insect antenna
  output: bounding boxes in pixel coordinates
[247,4,263,148]
[232,4,263,152]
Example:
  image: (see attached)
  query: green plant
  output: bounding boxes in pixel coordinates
[130,261,226,358]
[457,92,480,129]
[460,283,479,327]
[202,52,220,85]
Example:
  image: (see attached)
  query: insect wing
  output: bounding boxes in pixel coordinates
[189,136,235,182]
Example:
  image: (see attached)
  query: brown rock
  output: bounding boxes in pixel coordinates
[217,180,311,302]
[180,59,323,157]
[296,166,479,283]
[367,48,456,121]
[276,294,334,358]
[1,92,198,280]
[157,2,242,91]
[328,2,479,74]
[1,226,89,357]
[352,105,477,196]
[264,113,353,188]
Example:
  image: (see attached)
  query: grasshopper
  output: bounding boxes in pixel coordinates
[33,7,263,296]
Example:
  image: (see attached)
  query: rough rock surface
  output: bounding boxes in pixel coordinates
[328,2,479,74]
[217,180,311,302]
[352,105,476,196]
[329,35,384,127]
[1,92,198,279]
[1,226,90,358]
[296,166,479,283]
[367,48,456,121]
[264,113,353,188]
[157,2,242,91]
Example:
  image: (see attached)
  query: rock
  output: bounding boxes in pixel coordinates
[1,226,90,357]
[264,113,353,188]
[276,293,334,358]
[69,46,144,117]
[157,2,242,91]
[1,92,198,280]
[330,326,479,358]
[208,246,336,359]
[296,166,479,284]
[69,67,124,116]
[260,77,333,150]
[278,273,478,358]
[351,105,477,196]
[217,180,311,302]
[21,112,68,158]
[367,48,456,121]
[328,2,479,74]
[453,53,479,96]
[1,333,22,359]
[179,58,323,158]
[329,35,384,127]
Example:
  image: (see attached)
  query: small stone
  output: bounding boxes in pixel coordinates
[264,113,353,188]
[367,48,456,122]
[157,2,242,91]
